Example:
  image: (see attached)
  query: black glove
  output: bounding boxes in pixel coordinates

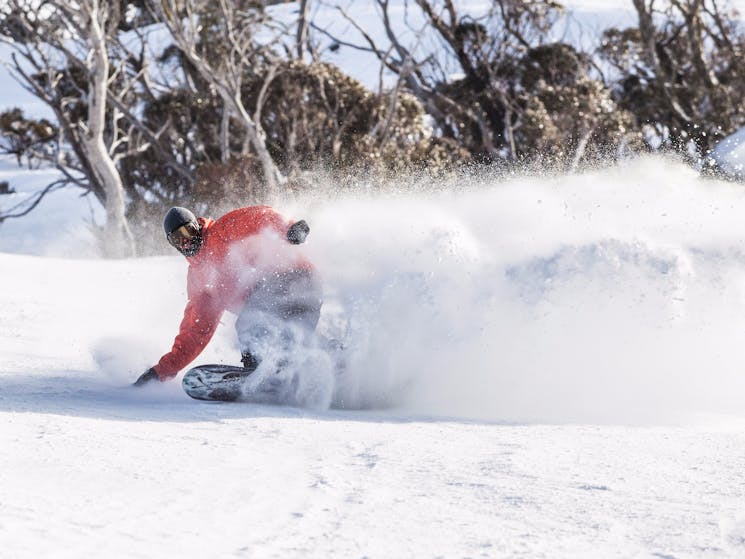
[133,367,160,386]
[287,220,310,244]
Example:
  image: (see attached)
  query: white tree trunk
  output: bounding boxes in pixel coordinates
[83,0,135,257]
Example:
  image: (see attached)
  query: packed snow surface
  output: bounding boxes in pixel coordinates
[2,156,745,557]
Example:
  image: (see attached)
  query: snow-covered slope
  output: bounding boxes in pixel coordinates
[3,156,745,557]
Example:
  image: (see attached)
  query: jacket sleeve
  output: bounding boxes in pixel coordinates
[153,293,223,380]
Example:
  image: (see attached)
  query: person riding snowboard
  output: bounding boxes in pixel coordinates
[134,206,320,386]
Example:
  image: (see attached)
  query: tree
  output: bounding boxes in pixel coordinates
[0,0,144,256]
[599,0,745,160]
[149,0,289,201]
[320,0,634,168]
[0,0,218,254]
[195,58,466,209]
[512,43,639,167]
[82,0,136,255]
[0,108,57,168]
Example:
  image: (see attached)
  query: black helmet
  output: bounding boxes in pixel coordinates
[163,206,203,257]
[163,206,197,235]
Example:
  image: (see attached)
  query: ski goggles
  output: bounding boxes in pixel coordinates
[166,221,200,252]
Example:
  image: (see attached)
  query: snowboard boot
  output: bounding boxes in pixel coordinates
[241,351,259,372]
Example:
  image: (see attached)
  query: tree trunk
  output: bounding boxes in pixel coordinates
[297,0,310,60]
[229,89,284,200]
[632,0,692,123]
[85,0,136,257]
[220,103,230,164]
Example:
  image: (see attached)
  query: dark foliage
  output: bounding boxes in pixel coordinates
[184,60,468,213]
[0,109,58,168]
[599,0,745,158]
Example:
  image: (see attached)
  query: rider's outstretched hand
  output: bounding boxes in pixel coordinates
[133,367,160,387]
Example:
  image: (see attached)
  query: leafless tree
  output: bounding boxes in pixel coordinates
[315,1,555,157]
[600,0,745,157]
[83,0,137,255]
[0,0,150,256]
[314,0,633,167]
[149,0,291,201]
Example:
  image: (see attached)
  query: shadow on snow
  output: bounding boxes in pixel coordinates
[0,371,513,427]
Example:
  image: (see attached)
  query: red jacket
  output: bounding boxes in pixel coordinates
[153,206,312,379]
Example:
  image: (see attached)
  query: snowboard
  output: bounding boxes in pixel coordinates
[181,364,297,403]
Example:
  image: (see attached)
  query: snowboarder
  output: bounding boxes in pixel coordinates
[134,206,320,386]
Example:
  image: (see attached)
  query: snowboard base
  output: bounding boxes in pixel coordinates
[182,364,297,404]
[182,364,251,401]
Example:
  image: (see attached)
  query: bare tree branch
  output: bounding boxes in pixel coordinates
[0,178,68,220]
[150,0,287,199]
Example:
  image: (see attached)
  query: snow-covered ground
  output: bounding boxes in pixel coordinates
[3,155,745,557]
[3,1,745,557]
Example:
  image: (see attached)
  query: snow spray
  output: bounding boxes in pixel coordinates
[292,156,745,423]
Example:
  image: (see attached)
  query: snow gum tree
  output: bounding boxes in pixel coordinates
[193,59,466,209]
[326,0,636,169]
[0,0,137,257]
[149,0,288,202]
[82,0,136,256]
[599,0,745,160]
